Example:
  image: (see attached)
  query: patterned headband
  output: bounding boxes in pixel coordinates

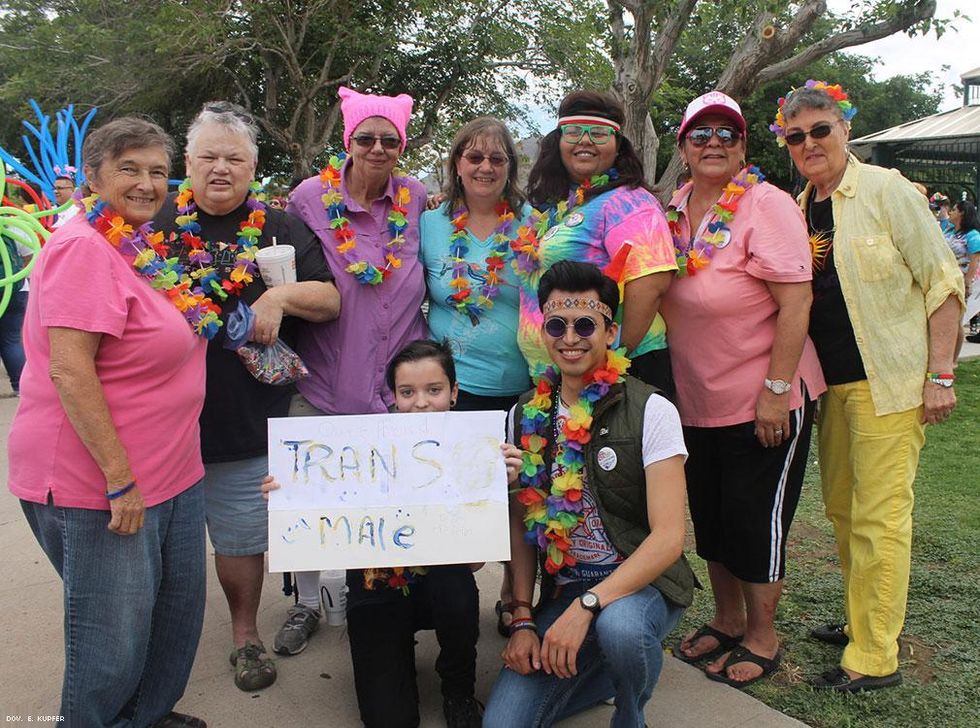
[770,80,858,147]
[542,297,613,320]
[557,115,622,132]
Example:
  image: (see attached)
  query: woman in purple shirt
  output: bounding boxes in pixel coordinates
[278,87,429,662]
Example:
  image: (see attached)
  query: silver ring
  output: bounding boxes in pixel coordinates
[775,428,783,434]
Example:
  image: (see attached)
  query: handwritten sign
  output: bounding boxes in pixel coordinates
[267,410,510,572]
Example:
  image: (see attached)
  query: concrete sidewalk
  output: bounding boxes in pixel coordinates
[0,392,807,727]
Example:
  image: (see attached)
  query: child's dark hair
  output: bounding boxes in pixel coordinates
[385,339,457,391]
[537,260,620,321]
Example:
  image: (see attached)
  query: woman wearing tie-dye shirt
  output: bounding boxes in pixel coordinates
[515,90,677,396]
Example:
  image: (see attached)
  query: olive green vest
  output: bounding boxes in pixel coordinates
[515,375,697,607]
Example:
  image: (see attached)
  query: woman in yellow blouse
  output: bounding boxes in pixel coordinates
[771,80,964,693]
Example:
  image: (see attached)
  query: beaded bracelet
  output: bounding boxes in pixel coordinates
[510,621,538,636]
[106,481,136,500]
[926,372,955,382]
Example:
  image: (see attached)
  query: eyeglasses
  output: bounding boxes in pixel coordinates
[544,315,605,339]
[559,124,616,146]
[686,126,741,148]
[53,185,75,192]
[460,151,509,167]
[783,122,836,147]
[351,134,401,150]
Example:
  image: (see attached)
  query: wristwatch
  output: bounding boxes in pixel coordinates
[579,590,602,615]
[764,378,792,395]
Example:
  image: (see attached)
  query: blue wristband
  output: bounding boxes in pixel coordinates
[106,481,136,500]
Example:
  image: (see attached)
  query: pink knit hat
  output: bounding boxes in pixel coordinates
[339,86,414,153]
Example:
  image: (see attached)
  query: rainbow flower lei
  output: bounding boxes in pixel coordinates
[667,165,765,277]
[509,168,618,279]
[363,566,428,595]
[319,152,411,285]
[174,178,265,300]
[81,195,223,338]
[517,347,631,575]
[447,200,516,325]
[770,79,858,147]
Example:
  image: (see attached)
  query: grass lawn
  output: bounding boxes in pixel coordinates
[666,358,980,728]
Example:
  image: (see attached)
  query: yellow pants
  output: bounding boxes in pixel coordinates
[817,380,925,676]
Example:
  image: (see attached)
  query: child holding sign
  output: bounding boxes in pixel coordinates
[265,339,522,728]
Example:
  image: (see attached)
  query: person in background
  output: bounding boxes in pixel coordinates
[51,174,79,229]
[283,85,428,658]
[929,192,954,236]
[8,117,209,727]
[419,116,531,636]
[663,91,825,688]
[153,101,340,692]
[0,225,34,395]
[772,79,964,692]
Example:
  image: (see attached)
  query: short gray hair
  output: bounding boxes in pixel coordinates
[186,101,259,162]
[781,87,846,122]
[83,117,174,175]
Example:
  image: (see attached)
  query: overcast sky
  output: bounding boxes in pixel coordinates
[835,0,978,110]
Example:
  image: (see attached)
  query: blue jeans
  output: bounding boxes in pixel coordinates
[21,482,206,728]
[484,580,684,728]
[0,289,26,392]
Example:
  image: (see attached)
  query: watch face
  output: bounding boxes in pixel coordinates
[581,592,599,609]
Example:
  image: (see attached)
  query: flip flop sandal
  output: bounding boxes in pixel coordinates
[704,645,782,689]
[674,624,743,664]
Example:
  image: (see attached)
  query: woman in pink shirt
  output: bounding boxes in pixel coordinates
[660,92,825,689]
[7,118,209,728]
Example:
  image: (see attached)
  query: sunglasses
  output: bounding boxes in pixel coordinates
[783,122,836,147]
[460,151,509,167]
[686,126,741,148]
[351,134,401,150]
[559,124,616,145]
[544,315,605,339]
[204,102,254,124]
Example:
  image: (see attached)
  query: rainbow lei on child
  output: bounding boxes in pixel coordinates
[667,165,765,277]
[770,79,857,147]
[174,178,265,300]
[363,566,427,595]
[447,200,516,325]
[517,347,631,575]
[509,168,618,279]
[81,195,223,338]
[319,152,411,285]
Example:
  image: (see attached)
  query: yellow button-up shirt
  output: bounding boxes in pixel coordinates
[799,155,965,416]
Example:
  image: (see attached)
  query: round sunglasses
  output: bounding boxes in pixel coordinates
[783,122,837,147]
[544,315,604,338]
[351,134,401,150]
[686,126,741,148]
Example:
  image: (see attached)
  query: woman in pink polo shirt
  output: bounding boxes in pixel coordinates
[7,118,209,728]
[660,92,825,689]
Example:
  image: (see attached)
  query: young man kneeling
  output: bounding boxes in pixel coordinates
[484,260,695,728]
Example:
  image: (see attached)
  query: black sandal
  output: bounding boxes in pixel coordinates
[674,624,743,664]
[704,645,782,689]
[494,600,513,638]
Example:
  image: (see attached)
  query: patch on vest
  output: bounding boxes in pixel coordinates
[596,446,618,471]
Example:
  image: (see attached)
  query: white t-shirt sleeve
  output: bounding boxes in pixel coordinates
[641,394,688,466]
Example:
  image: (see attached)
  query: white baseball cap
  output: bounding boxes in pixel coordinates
[677,91,747,141]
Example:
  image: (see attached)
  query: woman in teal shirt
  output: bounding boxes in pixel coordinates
[421,117,532,410]
[420,117,533,636]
